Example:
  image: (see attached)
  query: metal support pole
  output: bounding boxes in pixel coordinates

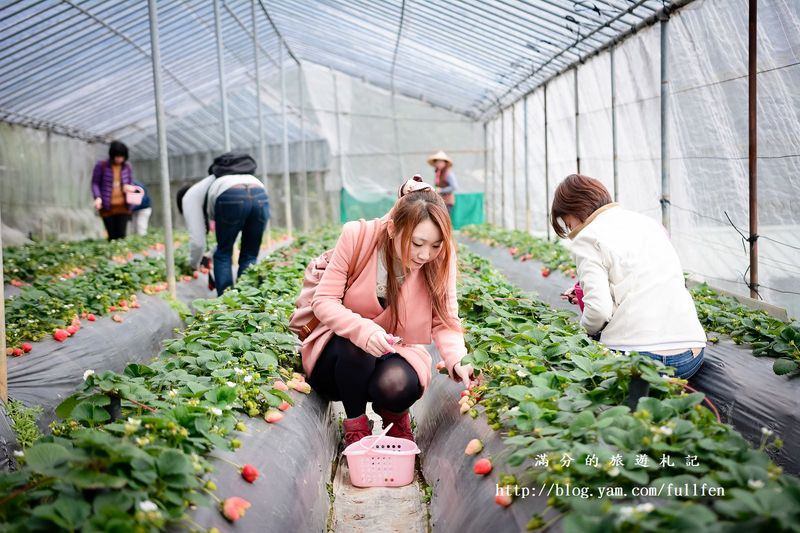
[611,45,619,202]
[0,203,7,403]
[748,0,759,298]
[147,0,176,299]
[500,109,505,228]
[251,0,270,248]
[524,96,531,232]
[574,67,580,174]
[511,106,517,230]
[482,121,488,224]
[280,44,293,237]
[214,0,231,151]
[332,68,345,222]
[544,83,551,240]
[660,15,671,234]
[252,0,267,188]
[299,64,309,232]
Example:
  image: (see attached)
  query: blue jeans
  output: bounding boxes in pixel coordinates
[639,348,705,379]
[213,186,269,295]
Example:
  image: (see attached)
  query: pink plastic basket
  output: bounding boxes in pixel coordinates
[343,433,420,488]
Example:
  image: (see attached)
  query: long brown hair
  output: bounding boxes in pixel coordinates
[376,189,461,333]
[551,174,612,238]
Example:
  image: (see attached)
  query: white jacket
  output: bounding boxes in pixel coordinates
[568,203,706,352]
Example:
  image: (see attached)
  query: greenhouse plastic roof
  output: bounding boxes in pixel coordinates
[0,0,679,155]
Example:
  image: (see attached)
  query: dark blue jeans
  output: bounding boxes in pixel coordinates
[213,186,269,295]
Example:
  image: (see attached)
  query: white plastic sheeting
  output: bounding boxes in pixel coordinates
[545,72,577,212]
[301,63,485,201]
[484,0,800,318]
[525,90,547,236]
[615,26,662,218]
[512,101,526,231]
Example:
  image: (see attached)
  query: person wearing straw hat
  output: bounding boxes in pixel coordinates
[427,150,459,218]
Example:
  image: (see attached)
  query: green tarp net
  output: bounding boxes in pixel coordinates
[340,189,484,229]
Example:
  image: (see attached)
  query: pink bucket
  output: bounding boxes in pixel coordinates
[343,435,420,488]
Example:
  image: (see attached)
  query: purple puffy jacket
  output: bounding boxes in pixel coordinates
[91,160,133,211]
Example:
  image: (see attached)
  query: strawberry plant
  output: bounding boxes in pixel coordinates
[0,227,339,531]
[461,223,799,376]
[691,284,800,376]
[3,232,184,285]
[454,248,800,531]
[4,243,194,348]
[461,224,576,276]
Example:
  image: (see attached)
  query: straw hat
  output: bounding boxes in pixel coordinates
[426,150,453,167]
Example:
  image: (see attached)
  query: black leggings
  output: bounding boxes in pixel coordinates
[308,334,422,418]
[102,214,129,240]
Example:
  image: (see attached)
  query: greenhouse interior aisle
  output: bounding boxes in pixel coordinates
[329,404,429,533]
[1,0,800,532]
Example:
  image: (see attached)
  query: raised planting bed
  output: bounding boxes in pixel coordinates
[460,223,800,377]
[0,228,339,531]
[411,247,799,532]
[3,239,194,351]
[3,232,176,286]
[458,229,800,476]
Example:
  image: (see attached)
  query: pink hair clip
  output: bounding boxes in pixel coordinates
[398,174,434,198]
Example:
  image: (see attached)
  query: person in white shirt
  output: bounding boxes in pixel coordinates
[553,174,706,379]
[176,153,269,295]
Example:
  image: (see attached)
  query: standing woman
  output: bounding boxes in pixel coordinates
[303,176,474,447]
[427,150,458,218]
[91,140,134,240]
[552,174,707,379]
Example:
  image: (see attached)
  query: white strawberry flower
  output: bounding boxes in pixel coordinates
[210,407,223,416]
[138,500,158,513]
[243,375,253,383]
[83,369,95,381]
[748,479,764,489]
[226,381,237,388]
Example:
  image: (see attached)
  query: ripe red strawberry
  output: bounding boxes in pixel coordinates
[241,464,259,483]
[460,389,471,398]
[119,300,128,308]
[130,301,140,309]
[541,267,551,278]
[495,492,513,507]
[12,348,23,357]
[21,342,33,353]
[509,247,518,255]
[87,314,96,322]
[193,271,200,279]
[473,458,493,475]
[66,325,78,336]
[109,305,117,312]
[278,401,291,411]
[10,279,23,287]
[81,311,88,319]
[53,329,69,342]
